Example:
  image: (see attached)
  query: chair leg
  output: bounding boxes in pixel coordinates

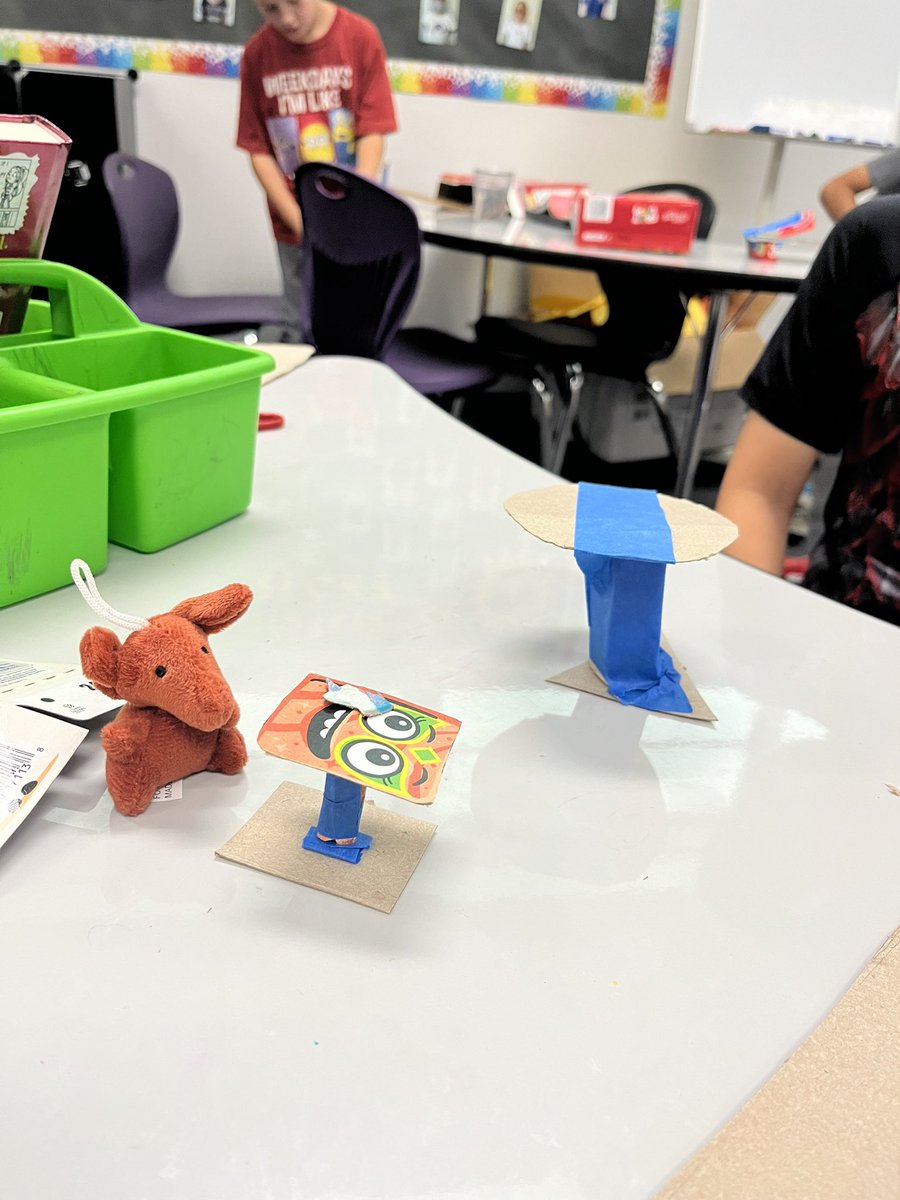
[550,363,584,476]
[530,375,556,469]
[450,396,466,419]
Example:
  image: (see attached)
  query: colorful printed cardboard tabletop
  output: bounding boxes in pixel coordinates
[504,483,737,562]
[258,674,461,805]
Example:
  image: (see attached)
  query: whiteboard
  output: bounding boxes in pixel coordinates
[686,0,900,146]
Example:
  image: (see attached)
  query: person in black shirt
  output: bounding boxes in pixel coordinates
[716,196,900,624]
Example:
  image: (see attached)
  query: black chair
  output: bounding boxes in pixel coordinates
[476,183,717,473]
[295,163,559,467]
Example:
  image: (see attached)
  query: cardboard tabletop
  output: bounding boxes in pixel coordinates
[505,483,737,563]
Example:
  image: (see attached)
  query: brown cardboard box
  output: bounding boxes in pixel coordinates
[652,326,764,396]
[726,289,777,329]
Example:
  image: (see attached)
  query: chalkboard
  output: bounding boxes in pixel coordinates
[0,1,261,48]
[687,0,900,146]
[349,1,657,85]
[3,0,658,86]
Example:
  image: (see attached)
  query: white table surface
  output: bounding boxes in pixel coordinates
[2,358,899,1200]
[414,202,817,292]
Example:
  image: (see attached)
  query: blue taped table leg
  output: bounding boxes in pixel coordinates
[316,773,364,841]
[575,551,690,713]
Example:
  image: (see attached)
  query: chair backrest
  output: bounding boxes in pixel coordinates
[294,163,421,358]
[625,182,717,240]
[102,153,179,301]
[591,183,717,371]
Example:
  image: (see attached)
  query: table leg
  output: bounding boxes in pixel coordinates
[480,256,494,317]
[674,290,727,499]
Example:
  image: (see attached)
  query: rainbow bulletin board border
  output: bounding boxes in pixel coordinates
[0,3,680,114]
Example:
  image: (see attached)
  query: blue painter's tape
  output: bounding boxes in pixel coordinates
[315,773,364,842]
[574,483,675,563]
[575,551,691,714]
[302,829,372,864]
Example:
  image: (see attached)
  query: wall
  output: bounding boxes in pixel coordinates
[134,0,880,334]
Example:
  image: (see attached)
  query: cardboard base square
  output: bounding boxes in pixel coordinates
[215,781,436,913]
[547,636,716,723]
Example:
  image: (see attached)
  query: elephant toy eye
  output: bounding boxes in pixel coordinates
[155,665,167,678]
[200,646,209,654]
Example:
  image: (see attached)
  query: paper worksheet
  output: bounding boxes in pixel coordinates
[0,704,87,850]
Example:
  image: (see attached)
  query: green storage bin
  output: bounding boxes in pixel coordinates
[0,260,274,606]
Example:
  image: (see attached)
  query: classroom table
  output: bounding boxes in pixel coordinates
[3,357,898,1200]
[415,202,817,497]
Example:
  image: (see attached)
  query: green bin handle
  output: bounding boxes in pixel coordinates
[0,258,141,339]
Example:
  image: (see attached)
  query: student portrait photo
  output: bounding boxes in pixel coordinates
[193,0,236,27]
[418,0,460,47]
[577,0,618,19]
[497,0,542,52]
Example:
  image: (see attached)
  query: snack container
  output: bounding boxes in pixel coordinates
[0,115,71,334]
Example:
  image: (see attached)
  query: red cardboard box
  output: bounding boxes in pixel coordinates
[575,191,700,254]
[0,114,71,334]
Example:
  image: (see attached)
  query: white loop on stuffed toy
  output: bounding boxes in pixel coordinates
[70,559,151,632]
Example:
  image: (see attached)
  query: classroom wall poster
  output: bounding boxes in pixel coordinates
[0,0,679,115]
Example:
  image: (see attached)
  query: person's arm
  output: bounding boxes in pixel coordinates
[355,133,384,180]
[249,152,302,238]
[819,163,873,222]
[715,411,818,575]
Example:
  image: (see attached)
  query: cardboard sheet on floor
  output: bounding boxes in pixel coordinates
[655,925,900,1199]
[215,781,436,913]
[548,635,716,722]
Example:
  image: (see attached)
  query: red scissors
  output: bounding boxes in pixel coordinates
[258,412,285,431]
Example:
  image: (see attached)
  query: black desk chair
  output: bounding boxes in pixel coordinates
[476,184,717,474]
[295,163,559,467]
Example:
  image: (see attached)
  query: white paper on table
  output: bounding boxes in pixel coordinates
[0,704,88,850]
[0,659,122,720]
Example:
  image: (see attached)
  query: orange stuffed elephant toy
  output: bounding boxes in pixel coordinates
[71,560,253,817]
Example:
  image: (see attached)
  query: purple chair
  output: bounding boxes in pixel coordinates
[294,163,556,461]
[103,153,282,332]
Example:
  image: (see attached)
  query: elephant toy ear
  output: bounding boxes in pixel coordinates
[168,584,253,635]
[79,627,124,699]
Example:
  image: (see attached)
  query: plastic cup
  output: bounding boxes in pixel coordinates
[472,169,514,221]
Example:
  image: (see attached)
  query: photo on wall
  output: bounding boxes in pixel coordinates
[193,0,236,26]
[577,0,618,17]
[496,0,543,51]
[418,0,460,46]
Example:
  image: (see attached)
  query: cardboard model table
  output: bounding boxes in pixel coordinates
[505,482,737,719]
[217,673,461,912]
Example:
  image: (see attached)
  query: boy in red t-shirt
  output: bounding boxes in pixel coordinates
[237,0,397,340]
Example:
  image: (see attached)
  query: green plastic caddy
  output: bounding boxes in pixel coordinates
[0,260,275,608]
